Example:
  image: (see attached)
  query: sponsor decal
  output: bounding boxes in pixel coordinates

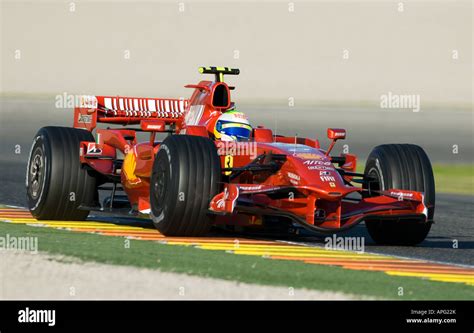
[304,159,333,171]
[320,175,336,182]
[86,143,102,155]
[320,171,331,176]
[224,155,233,176]
[303,160,331,166]
[122,151,141,185]
[239,185,263,191]
[329,182,336,188]
[77,114,92,124]
[307,165,333,171]
[231,112,248,120]
[287,172,301,185]
[390,191,414,198]
[144,124,164,130]
[294,153,324,159]
[287,172,300,180]
[79,95,98,109]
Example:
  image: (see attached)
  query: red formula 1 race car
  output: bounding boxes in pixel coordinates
[26,67,435,245]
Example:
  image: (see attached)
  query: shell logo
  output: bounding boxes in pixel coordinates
[122,151,142,186]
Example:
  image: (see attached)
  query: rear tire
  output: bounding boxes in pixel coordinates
[150,135,221,236]
[363,144,435,245]
[26,126,97,220]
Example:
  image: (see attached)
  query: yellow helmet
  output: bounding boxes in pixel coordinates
[214,111,252,141]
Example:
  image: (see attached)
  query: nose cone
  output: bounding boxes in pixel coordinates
[257,142,349,195]
[286,151,347,194]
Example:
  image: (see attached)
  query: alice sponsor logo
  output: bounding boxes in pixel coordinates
[303,160,331,166]
[380,91,420,112]
[0,234,38,254]
[324,235,365,253]
[18,307,55,327]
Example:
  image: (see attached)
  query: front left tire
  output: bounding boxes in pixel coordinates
[150,135,221,236]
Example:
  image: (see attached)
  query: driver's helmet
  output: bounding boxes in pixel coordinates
[213,111,252,141]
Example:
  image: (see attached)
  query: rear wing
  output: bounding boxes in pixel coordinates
[74,95,188,131]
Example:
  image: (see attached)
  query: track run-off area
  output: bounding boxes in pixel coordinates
[1,207,473,286]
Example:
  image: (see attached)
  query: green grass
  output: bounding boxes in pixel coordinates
[356,163,473,195]
[1,222,472,300]
[432,164,473,195]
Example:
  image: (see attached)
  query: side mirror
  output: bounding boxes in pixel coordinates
[325,128,346,157]
[327,128,346,140]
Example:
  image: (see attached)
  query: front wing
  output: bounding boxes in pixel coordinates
[209,184,430,233]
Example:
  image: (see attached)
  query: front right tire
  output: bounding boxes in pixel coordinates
[363,144,435,245]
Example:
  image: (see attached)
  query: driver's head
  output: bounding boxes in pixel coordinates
[213,111,252,141]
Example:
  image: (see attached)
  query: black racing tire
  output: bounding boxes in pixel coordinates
[363,144,435,245]
[150,135,221,236]
[26,126,98,220]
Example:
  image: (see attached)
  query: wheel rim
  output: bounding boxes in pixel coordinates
[367,167,382,196]
[152,160,167,210]
[28,147,45,199]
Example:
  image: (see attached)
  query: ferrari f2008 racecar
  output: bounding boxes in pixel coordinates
[26,67,435,245]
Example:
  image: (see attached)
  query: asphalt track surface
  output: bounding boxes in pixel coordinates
[0,97,473,266]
